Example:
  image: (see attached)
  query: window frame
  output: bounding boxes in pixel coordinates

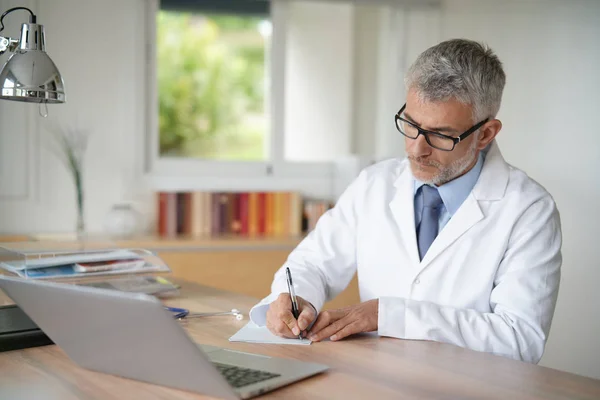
[143,0,333,190]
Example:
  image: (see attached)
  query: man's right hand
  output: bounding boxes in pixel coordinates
[266,293,316,338]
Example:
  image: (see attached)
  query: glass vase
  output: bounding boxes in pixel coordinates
[75,179,85,240]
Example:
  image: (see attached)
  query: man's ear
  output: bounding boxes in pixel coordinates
[477,119,502,151]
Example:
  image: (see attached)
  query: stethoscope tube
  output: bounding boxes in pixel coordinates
[166,307,244,320]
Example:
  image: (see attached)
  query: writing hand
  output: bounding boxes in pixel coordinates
[266,293,316,338]
[308,299,378,342]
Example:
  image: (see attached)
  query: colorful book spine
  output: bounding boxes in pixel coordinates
[257,192,266,235]
[156,191,332,238]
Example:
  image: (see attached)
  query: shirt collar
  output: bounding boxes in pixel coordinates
[413,152,484,216]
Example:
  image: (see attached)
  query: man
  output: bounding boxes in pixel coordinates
[249,39,562,364]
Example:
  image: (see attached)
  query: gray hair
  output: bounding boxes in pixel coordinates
[405,39,506,122]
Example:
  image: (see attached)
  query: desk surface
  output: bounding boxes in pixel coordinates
[1,279,599,400]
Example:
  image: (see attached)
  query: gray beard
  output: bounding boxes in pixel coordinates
[411,139,478,186]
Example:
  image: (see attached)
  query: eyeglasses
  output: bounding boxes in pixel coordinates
[395,104,489,151]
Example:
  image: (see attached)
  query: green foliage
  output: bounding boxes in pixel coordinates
[157,11,267,159]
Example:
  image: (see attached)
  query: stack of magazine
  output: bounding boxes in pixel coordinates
[0,249,169,279]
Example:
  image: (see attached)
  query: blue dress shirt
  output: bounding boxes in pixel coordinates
[414,152,484,232]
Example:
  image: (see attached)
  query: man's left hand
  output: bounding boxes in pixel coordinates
[307,299,379,342]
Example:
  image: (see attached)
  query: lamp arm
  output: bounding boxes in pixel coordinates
[0,36,18,55]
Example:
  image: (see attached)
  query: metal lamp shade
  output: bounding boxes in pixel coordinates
[0,50,65,103]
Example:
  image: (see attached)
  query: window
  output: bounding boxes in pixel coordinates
[147,0,354,194]
[157,1,271,161]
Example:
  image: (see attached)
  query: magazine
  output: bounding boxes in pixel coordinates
[0,249,169,279]
[16,262,168,279]
[0,249,142,272]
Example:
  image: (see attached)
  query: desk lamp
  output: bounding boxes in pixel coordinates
[0,6,65,114]
[0,6,62,353]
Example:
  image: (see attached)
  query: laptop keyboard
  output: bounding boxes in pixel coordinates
[213,362,281,388]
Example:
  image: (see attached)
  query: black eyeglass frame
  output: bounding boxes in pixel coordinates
[395,103,489,151]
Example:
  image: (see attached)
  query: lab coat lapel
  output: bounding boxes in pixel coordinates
[419,193,484,267]
[389,167,421,267]
[419,140,509,267]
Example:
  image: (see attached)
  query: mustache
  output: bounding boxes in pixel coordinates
[408,155,441,168]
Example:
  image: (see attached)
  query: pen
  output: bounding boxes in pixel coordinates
[285,267,302,340]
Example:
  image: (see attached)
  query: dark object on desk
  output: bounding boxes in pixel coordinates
[0,305,53,352]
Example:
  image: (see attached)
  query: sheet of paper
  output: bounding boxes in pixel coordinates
[229,322,312,345]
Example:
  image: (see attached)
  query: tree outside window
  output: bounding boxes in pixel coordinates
[157,11,270,161]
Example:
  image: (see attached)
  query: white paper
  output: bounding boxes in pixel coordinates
[229,322,312,345]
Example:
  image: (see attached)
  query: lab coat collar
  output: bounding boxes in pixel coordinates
[390,140,509,267]
[471,140,509,201]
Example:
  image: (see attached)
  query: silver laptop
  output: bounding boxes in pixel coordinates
[0,276,328,399]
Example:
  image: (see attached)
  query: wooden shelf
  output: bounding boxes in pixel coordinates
[0,235,35,242]
[116,234,305,251]
[25,233,305,252]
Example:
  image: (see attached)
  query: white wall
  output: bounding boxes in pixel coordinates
[439,0,600,380]
[0,0,148,235]
[284,1,354,162]
[351,4,379,158]
[356,0,600,379]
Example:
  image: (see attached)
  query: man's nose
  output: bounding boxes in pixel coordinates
[409,134,432,157]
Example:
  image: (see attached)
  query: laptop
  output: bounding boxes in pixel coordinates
[0,276,328,399]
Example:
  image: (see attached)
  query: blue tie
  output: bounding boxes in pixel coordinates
[417,185,443,261]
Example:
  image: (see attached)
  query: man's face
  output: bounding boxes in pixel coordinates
[403,88,481,186]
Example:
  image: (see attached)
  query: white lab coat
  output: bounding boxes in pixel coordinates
[250,141,562,364]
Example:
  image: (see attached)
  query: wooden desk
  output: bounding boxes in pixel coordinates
[1,280,600,400]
